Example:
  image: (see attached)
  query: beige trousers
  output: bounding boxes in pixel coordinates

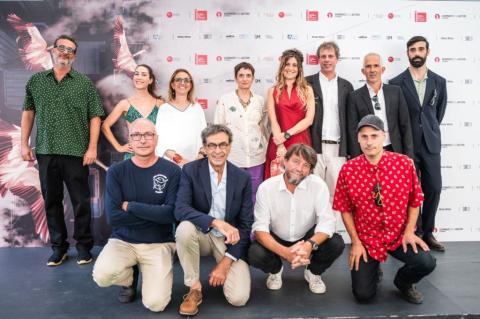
[175,221,251,306]
[92,238,175,312]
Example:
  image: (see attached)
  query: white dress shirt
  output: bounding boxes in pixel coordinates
[155,102,207,161]
[252,174,336,242]
[366,83,391,146]
[214,91,267,168]
[319,73,340,142]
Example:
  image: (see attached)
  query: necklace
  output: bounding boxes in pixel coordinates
[236,90,252,109]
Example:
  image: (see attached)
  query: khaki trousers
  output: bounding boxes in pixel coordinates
[175,221,251,306]
[92,238,175,312]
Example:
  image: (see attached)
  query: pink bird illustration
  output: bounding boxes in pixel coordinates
[112,16,147,76]
[6,13,53,71]
[0,118,49,242]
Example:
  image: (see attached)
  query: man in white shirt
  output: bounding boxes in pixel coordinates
[347,53,413,158]
[305,41,354,204]
[248,144,344,294]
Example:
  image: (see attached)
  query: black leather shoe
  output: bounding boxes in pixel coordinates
[394,277,424,304]
[47,250,68,267]
[117,265,139,303]
[424,235,446,252]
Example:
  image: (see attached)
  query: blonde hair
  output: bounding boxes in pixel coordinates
[275,49,309,106]
[167,68,195,104]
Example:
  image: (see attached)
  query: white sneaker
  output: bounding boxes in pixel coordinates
[266,266,283,290]
[304,269,326,294]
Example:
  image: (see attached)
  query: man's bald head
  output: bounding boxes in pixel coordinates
[128,118,158,159]
[129,118,156,134]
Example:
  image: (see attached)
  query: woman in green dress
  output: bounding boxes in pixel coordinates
[102,64,163,159]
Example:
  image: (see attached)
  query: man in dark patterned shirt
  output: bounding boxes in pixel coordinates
[21,34,105,266]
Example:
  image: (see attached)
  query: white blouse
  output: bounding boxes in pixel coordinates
[155,102,207,162]
[214,91,268,168]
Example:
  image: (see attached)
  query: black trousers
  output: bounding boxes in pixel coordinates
[351,245,436,303]
[414,138,442,237]
[37,154,93,252]
[248,228,345,276]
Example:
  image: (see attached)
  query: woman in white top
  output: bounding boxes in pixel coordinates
[214,62,268,202]
[155,69,207,165]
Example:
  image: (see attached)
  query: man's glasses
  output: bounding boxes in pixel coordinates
[174,77,192,84]
[372,95,381,111]
[372,182,383,207]
[205,142,229,151]
[130,132,155,141]
[54,44,76,54]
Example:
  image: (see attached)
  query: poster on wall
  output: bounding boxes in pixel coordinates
[0,0,479,247]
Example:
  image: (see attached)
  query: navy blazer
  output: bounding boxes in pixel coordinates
[390,69,447,154]
[305,73,354,157]
[174,158,253,261]
[347,83,414,158]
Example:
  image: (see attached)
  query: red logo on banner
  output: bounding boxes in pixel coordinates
[306,10,319,21]
[387,12,394,19]
[166,56,173,62]
[306,54,319,65]
[434,57,440,63]
[216,11,223,17]
[166,11,173,18]
[197,99,208,109]
[415,11,427,22]
[195,9,208,21]
[278,11,285,18]
[388,56,394,63]
[327,12,333,18]
[435,13,440,19]
[216,56,223,61]
[195,54,208,65]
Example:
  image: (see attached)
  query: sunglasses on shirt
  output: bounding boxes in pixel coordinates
[372,182,383,207]
[372,95,381,111]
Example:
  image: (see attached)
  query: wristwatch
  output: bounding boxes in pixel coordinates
[284,132,292,140]
[306,239,319,251]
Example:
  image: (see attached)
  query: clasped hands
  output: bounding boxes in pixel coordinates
[283,240,312,269]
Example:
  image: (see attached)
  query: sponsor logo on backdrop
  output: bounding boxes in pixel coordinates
[195,9,208,21]
[388,12,394,19]
[197,99,208,109]
[436,14,468,20]
[434,57,440,63]
[336,34,346,40]
[308,34,326,40]
[152,34,162,40]
[166,11,180,18]
[357,35,368,40]
[307,54,318,65]
[435,13,440,19]
[278,11,285,18]
[327,12,333,18]
[216,11,223,17]
[415,11,427,22]
[463,36,473,41]
[438,57,468,63]
[306,10,319,21]
[201,33,213,40]
[285,34,298,40]
[333,12,361,18]
[195,54,208,65]
[175,34,192,39]
[200,78,212,84]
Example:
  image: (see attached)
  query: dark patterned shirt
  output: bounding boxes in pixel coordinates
[23,68,104,157]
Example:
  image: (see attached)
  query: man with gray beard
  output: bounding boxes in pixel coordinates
[248,144,344,294]
[21,34,105,266]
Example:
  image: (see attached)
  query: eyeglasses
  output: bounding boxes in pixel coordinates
[372,95,381,111]
[372,182,383,207]
[205,142,230,151]
[129,132,155,141]
[54,44,76,54]
[174,77,192,84]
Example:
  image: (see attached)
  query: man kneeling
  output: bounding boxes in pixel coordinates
[249,144,345,294]
[92,118,181,312]
[175,125,253,316]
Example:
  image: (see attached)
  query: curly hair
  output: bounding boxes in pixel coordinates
[274,48,309,106]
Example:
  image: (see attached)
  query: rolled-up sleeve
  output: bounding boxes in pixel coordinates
[314,182,336,237]
[251,183,271,233]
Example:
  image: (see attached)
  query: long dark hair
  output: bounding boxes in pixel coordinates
[135,64,160,99]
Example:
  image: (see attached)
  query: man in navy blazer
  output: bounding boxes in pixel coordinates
[347,53,414,159]
[390,36,447,252]
[175,124,253,316]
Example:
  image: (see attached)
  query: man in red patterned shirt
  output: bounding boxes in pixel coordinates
[333,114,436,304]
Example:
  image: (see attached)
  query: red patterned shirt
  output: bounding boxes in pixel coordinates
[333,151,423,262]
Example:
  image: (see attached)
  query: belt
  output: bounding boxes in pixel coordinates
[322,140,340,144]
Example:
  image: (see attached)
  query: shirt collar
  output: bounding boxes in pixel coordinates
[360,151,390,171]
[46,68,76,78]
[319,72,338,83]
[208,161,227,184]
[366,82,383,97]
[409,68,429,82]
[278,173,310,192]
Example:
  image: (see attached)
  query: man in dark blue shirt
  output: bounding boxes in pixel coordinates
[92,118,180,312]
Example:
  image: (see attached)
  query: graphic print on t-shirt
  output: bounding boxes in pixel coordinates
[153,174,168,193]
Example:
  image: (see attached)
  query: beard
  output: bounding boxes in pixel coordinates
[409,55,426,68]
[51,53,74,68]
[285,170,307,186]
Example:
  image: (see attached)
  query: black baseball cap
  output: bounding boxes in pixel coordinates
[357,114,385,132]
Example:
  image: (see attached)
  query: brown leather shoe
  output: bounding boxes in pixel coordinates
[424,235,446,252]
[179,289,202,316]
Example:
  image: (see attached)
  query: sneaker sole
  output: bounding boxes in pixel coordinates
[46,253,68,267]
[179,299,202,316]
[77,257,93,265]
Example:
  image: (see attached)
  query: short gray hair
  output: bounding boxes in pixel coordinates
[201,124,233,144]
[363,52,383,67]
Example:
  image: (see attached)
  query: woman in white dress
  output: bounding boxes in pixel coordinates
[155,69,207,165]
